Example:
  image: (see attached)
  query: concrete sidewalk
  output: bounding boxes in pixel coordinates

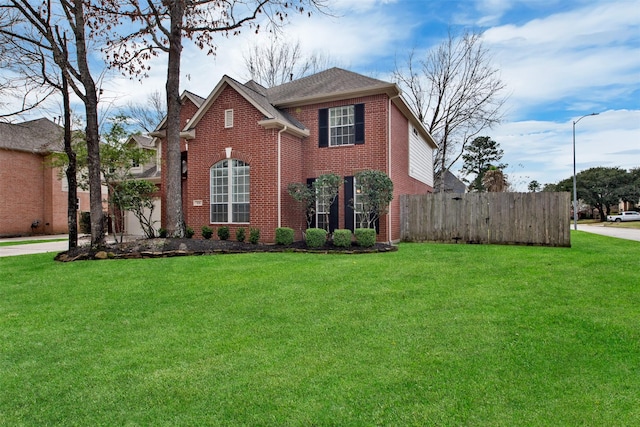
[0,235,88,257]
[576,224,640,242]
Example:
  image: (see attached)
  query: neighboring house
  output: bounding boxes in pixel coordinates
[435,170,467,193]
[115,134,164,237]
[155,68,437,243]
[0,118,91,236]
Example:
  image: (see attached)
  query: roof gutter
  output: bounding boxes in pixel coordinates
[259,118,309,138]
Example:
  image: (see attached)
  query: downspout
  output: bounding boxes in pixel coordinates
[277,126,288,229]
[388,94,401,244]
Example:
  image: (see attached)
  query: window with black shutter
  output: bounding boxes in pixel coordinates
[319,104,365,147]
[318,109,328,148]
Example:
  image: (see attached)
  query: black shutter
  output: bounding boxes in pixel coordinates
[354,104,365,145]
[307,178,316,228]
[329,194,339,233]
[318,108,328,147]
[344,176,354,232]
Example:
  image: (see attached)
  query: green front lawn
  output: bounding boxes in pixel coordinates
[1,232,638,425]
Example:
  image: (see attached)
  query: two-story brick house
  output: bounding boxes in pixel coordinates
[157,68,437,243]
[0,118,92,236]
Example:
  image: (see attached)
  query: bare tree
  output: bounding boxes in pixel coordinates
[125,90,166,133]
[0,8,57,119]
[244,36,335,87]
[91,0,328,238]
[0,0,106,247]
[394,30,506,191]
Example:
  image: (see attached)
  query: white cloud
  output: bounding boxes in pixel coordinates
[490,109,640,190]
[482,0,640,117]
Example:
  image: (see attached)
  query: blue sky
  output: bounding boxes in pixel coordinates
[9,0,640,190]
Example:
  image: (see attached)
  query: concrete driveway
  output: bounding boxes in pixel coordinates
[0,235,86,258]
[576,223,640,242]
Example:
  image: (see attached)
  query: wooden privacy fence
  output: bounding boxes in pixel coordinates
[400,192,571,247]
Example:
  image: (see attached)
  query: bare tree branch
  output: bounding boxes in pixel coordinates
[243,36,336,87]
[394,30,507,192]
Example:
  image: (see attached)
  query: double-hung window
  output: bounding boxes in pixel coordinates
[210,159,250,223]
[318,104,365,147]
[315,184,332,231]
[329,106,355,146]
[353,178,368,229]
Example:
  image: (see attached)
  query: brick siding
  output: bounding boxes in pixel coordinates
[160,86,433,243]
[0,149,90,236]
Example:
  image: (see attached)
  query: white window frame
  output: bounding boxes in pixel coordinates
[315,185,331,231]
[329,105,355,146]
[224,109,234,128]
[210,159,249,223]
[353,178,367,228]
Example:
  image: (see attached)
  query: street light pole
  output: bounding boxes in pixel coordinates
[573,112,599,231]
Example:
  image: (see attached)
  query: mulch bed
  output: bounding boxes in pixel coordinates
[54,238,397,262]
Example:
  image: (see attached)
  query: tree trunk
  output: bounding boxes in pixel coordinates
[164,0,186,238]
[62,68,78,249]
[72,0,104,247]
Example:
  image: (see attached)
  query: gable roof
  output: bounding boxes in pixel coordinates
[437,170,467,193]
[185,75,309,138]
[267,67,398,107]
[127,134,155,149]
[183,67,437,148]
[151,90,206,135]
[0,118,64,153]
[183,90,206,108]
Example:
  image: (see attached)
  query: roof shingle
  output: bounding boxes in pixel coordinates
[0,118,63,153]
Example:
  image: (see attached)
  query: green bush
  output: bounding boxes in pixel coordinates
[201,226,213,239]
[158,228,167,238]
[332,229,352,248]
[217,226,230,241]
[305,228,327,248]
[249,228,260,244]
[355,228,376,247]
[185,226,195,239]
[236,227,246,242]
[275,227,294,245]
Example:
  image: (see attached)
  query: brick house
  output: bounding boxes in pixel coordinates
[0,118,91,236]
[156,68,437,243]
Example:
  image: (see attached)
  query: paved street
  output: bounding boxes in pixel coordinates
[576,223,640,242]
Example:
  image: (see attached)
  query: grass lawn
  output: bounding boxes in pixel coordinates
[1,232,638,425]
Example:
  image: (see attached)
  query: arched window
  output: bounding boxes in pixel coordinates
[210,159,250,223]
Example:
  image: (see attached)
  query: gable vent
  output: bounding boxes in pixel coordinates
[225,109,234,128]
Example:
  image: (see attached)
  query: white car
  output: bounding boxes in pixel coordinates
[607,211,640,222]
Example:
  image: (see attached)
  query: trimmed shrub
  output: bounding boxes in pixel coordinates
[201,225,213,239]
[332,229,352,248]
[275,227,294,245]
[185,226,195,239]
[305,228,327,248]
[217,226,230,241]
[249,227,260,244]
[355,228,376,247]
[236,227,246,242]
[158,228,167,238]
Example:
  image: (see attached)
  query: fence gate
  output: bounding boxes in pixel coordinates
[400,192,571,247]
